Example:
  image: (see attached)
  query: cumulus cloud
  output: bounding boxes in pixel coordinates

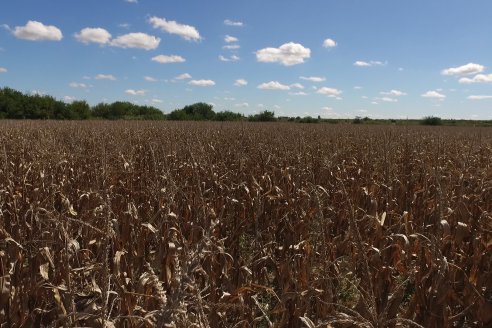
[219,55,240,62]
[467,95,492,100]
[111,33,160,50]
[380,97,398,103]
[13,20,62,41]
[224,19,243,27]
[95,74,116,80]
[290,83,304,89]
[289,91,308,96]
[323,38,337,48]
[64,96,76,102]
[234,79,248,87]
[421,90,446,99]
[257,81,290,90]
[125,0,138,3]
[151,99,163,103]
[175,73,192,80]
[235,102,249,108]
[300,76,326,82]
[441,63,485,76]
[256,42,311,66]
[144,76,157,82]
[75,27,111,44]
[0,67,7,73]
[149,16,201,41]
[188,79,215,86]
[224,35,238,43]
[316,87,342,96]
[69,82,89,89]
[354,61,370,67]
[380,89,407,96]
[354,60,385,67]
[152,55,185,63]
[31,90,46,96]
[459,73,492,84]
[223,44,240,50]
[126,89,146,96]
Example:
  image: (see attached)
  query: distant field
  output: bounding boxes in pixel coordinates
[1,121,491,327]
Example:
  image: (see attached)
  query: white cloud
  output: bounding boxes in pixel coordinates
[441,63,485,76]
[371,101,379,105]
[126,89,146,96]
[0,67,7,73]
[323,38,337,48]
[467,95,492,100]
[149,16,201,41]
[316,87,342,96]
[289,91,308,96]
[31,90,45,96]
[354,60,385,67]
[257,81,290,90]
[95,74,116,81]
[189,79,216,86]
[224,35,238,43]
[290,83,304,89]
[175,73,192,80]
[300,76,326,82]
[152,55,185,63]
[380,97,398,103]
[256,42,311,66]
[151,99,163,103]
[354,86,363,90]
[421,90,446,99]
[322,106,333,112]
[13,20,62,41]
[111,33,160,50]
[380,89,407,96]
[64,96,76,102]
[459,73,492,84]
[75,27,111,44]
[125,0,138,3]
[223,44,240,50]
[224,19,243,27]
[69,82,89,89]
[144,76,157,82]
[234,79,248,87]
[219,55,240,62]
[235,102,249,108]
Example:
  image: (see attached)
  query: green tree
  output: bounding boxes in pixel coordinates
[214,110,245,121]
[69,101,92,120]
[182,102,215,120]
[249,110,276,122]
[421,116,442,126]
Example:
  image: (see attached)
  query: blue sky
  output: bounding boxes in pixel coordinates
[1,0,491,119]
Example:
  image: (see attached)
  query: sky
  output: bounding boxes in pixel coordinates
[1,0,491,119]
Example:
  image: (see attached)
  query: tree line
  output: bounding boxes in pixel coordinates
[0,87,276,121]
[2,87,489,125]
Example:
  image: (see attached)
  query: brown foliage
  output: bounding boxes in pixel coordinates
[0,121,491,327]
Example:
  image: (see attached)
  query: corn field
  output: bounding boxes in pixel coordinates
[0,120,491,327]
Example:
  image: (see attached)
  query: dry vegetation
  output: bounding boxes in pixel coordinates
[1,120,491,327]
